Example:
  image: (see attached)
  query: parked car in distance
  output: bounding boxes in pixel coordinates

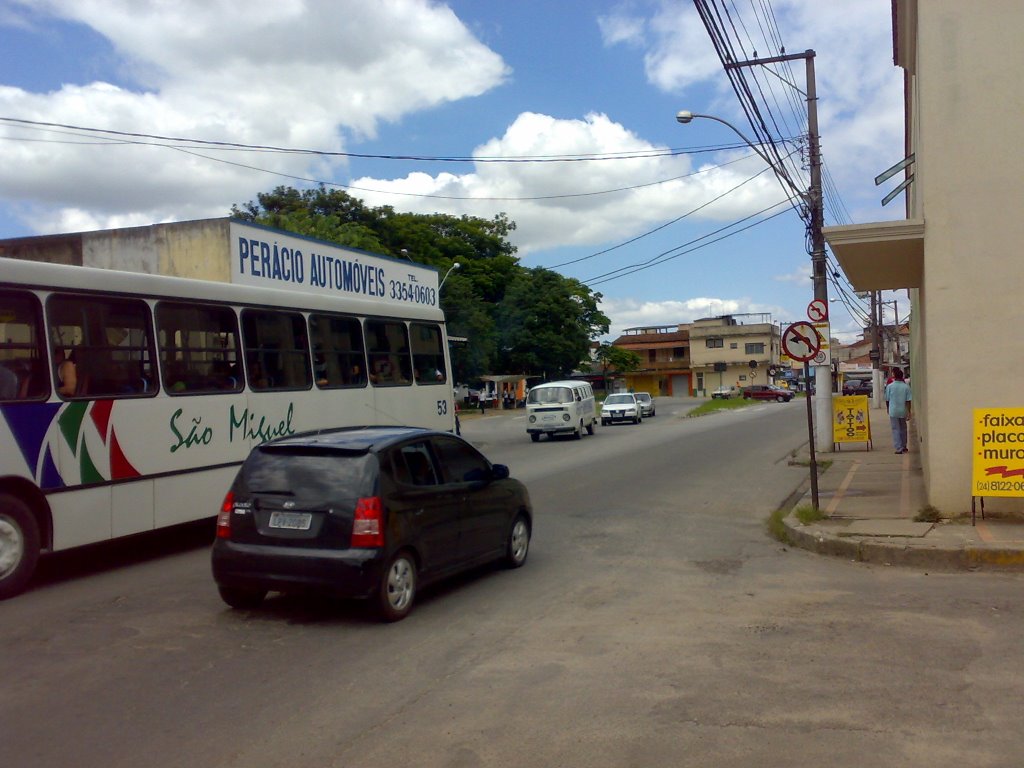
[211,426,532,622]
[635,391,656,417]
[843,378,873,396]
[601,393,642,425]
[711,385,741,399]
[742,384,795,402]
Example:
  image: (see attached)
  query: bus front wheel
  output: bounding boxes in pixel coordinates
[0,493,40,601]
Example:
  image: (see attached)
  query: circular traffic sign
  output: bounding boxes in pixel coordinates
[782,321,822,362]
[807,298,829,322]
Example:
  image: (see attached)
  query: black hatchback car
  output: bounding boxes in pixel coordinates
[212,426,532,621]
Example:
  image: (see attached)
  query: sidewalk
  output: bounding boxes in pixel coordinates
[783,404,1024,571]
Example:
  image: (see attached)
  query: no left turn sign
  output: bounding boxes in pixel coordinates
[807,298,828,322]
[781,321,822,362]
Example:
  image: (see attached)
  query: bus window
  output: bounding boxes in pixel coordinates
[308,313,367,388]
[0,289,49,401]
[156,302,242,394]
[241,309,312,391]
[364,319,412,386]
[48,294,156,398]
[411,322,445,384]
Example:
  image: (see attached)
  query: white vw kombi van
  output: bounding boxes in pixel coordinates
[525,380,597,442]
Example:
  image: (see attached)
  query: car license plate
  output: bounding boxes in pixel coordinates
[269,511,313,530]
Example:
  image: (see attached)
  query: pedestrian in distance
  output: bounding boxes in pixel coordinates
[884,368,912,454]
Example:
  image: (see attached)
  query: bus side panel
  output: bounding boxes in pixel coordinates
[49,486,112,550]
[154,467,237,528]
[371,386,454,431]
[112,479,154,538]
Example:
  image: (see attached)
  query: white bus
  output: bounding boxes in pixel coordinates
[0,255,455,598]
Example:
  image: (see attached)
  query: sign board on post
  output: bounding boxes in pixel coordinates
[972,408,1024,497]
[811,322,831,367]
[833,395,871,447]
[781,322,821,362]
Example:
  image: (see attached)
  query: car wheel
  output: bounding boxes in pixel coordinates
[505,515,530,568]
[586,421,595,435]
[530,433,540,443]
[0,493,40,601]
[376,550,416,622]
[776,395,786,402]
[217,585,266,610]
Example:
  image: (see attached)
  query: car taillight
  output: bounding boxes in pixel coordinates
[216,491,234,539]
[351,496,384,548]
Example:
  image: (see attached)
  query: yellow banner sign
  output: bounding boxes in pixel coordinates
[833,395,870,444]
[972,408,1024,497]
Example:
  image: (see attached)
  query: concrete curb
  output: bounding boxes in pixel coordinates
[782,516,1024,572]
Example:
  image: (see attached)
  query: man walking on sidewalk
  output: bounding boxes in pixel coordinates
[885,369,912,454]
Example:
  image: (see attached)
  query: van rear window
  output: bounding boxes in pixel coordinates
[528,387,572,404]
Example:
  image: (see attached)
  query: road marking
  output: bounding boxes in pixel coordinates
[826,459,861,515]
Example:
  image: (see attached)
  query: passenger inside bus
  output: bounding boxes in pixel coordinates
[55,348,78,396]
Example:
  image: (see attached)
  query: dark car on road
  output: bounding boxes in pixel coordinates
[842,378,872,396]
[212,426,532,621]
[741,384,794,402]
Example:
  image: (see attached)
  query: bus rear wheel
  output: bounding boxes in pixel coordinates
[0,493,40,601]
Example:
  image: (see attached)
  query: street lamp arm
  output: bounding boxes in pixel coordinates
[439,261,461,290]
[675,111,805,201]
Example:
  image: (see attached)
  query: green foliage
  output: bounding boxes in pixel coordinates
[686,398,756,417]
[495,267,609,378]
[794,503,825,524]
[594,343,641,373]
[232,186,607,380]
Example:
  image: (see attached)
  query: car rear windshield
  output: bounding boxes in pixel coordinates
[528,387,572,404]
[605,394,633,404]
[241,446,377,497]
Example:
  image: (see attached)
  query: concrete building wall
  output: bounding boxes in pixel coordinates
[81,219,231,281]
[912,1,1024,511]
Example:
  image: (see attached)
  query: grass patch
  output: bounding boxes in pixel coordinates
[767,506,792,543]
[794,503,826,524]
[789,458,833,474]
[914,505,941,523]
[686,398,755,417]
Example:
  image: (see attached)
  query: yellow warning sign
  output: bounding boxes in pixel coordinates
[833,395,871,445]
[972,408,1024,497]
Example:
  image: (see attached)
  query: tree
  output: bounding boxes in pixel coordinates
[496,268,610,378]
[594,343,642,391]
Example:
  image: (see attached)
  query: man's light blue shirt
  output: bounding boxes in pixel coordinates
[885,380,912,419]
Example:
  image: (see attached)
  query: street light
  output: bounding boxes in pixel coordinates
[675,111,806,200]
[675,108,833,457]
[439,262,460,290]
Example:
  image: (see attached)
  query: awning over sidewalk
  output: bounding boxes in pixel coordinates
[823,218,924,290]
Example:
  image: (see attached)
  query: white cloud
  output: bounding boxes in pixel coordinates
[612,0,904,222]
[597,11,646,47]
[600,295,790,340]
[0,0,509,233]
[350,111,785,255]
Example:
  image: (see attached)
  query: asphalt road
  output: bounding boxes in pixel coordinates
[4,397,1024,767]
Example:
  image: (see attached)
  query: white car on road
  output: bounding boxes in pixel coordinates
[601,393,642,425]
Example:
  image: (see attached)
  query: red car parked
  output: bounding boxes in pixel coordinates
[741,384,794,402]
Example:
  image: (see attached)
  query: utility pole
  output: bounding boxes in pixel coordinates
[725,50,832,452]
[870,290,882,401]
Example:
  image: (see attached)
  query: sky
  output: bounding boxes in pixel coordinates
[0,0,907,342]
